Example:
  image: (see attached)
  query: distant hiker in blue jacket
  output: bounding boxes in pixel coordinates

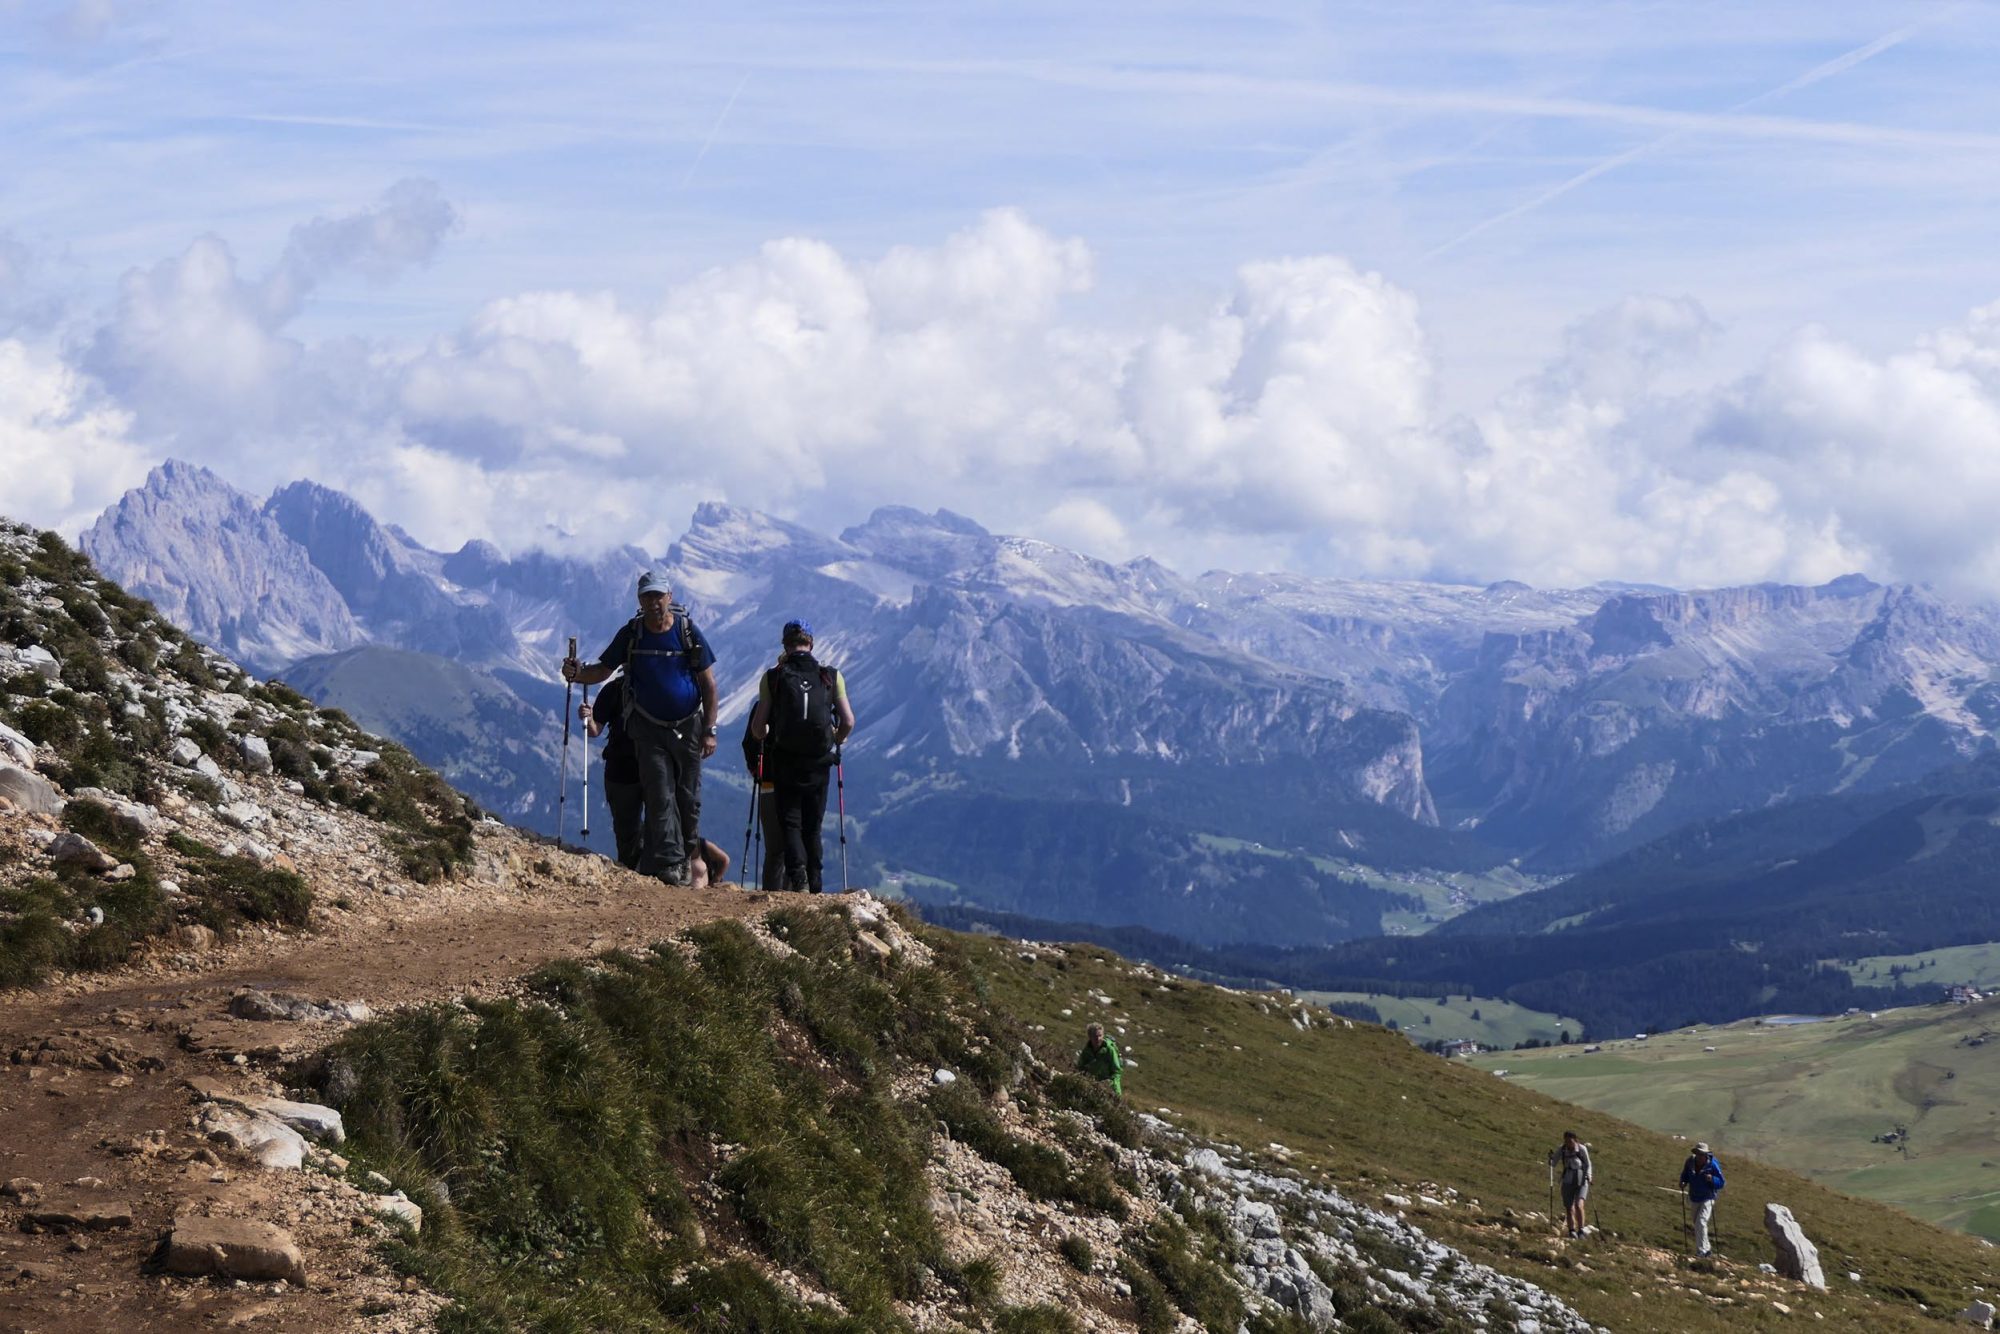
[1680,1143,1726,1257]
[564,571,719,886]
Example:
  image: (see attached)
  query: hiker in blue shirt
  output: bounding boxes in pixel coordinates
[564,571,719,886]
[1679,1143,1726,1257]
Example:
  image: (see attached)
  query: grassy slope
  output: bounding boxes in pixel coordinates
[969,935,2000,1332]
[1292,990,1583,1050]
[1465,1002,2000,1240]
[1843,941,2000,991]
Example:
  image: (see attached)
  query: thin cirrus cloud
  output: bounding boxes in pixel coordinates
[11,195,2000,600]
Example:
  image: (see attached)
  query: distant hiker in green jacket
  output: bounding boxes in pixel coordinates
[1077,1022,1124,1096]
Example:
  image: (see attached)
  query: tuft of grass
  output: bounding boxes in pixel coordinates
[1132,1214,1244,1334]
[955,1253,1003,1309]
[993,1306,1081,1334]
[1046,1071,1144,1148]
[338,748,478,883]
[312,916,983,1329]
[930,1079,1127,1217]
[165,831,312,933]
[1058,1233,1094,1272]
[1115,1254,1176,1334]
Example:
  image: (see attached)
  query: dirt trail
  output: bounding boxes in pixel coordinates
[0,830,774,1334]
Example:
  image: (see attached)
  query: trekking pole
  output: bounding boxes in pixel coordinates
[835,745,850,893]
[579,677,592,849]
[557,636,577,848]
[740,746,762,889]
[1546,1157,1555,1233]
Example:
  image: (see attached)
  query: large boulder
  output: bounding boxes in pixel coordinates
[238,735,274,773]
[0,760,61,817]
[12,645,59,681]
[47,832,117,871]
[70,788,162,839]
[20,1201,134,1233]
[227,990,373,1024]
[1763,1203,1827,1289]
[186,1077,344,1145]
[156,1216,306,1285]
[1962,1299,1997,1329]
[0,721,35,768]
[196,1103,307,1170]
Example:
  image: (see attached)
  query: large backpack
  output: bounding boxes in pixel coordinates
[764,654,837,759]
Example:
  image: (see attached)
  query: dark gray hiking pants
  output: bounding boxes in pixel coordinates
[627,710,703,882]
[605,779,644,870]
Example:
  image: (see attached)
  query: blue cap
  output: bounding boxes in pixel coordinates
[782,619,812,642]
[637,570,671,597]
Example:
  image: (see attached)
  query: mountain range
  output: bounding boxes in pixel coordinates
[81,460,2000,949]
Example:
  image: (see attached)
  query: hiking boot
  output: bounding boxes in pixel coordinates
[659,862,692,887]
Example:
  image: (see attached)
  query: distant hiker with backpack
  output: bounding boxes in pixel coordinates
[1680,1142,1726,1258]
[581,679,732,887]
[1077,1022,1124,1096]
[564,572,719,886]
[1549,1130,1592,1238]
[747,620,854,893]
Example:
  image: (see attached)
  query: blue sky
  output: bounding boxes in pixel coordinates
[8,1,2000,590]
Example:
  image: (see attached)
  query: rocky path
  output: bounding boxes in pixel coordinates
[0,831,771,1334]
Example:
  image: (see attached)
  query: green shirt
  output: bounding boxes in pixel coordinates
[1077,1036,1124,1095]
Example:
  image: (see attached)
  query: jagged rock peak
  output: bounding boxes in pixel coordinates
[81,461,360,674]
[671,503,852,572]
[441,538,506,585]
[839,505,997,579]
[840,504,991,542]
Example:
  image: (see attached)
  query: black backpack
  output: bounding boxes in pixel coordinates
[764,654,837,759]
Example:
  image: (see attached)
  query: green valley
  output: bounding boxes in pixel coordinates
[1293,989,1583,1049]
[1843,941,2000,992]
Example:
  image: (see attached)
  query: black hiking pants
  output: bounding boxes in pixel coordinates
[774,771,830,893]
[605,779,644,870]
[627,710,702,882]
[757,787,784,891]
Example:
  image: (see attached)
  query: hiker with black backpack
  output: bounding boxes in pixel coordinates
[746,620,854,893]
[1549,1130,1592,1238]
[564,571,719,887]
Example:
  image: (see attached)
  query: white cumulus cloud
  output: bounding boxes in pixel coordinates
[15,198,2000,598]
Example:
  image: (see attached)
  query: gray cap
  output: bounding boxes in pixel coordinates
[637,570,671,597]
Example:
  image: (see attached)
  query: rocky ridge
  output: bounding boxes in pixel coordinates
[82,464,2000,896]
